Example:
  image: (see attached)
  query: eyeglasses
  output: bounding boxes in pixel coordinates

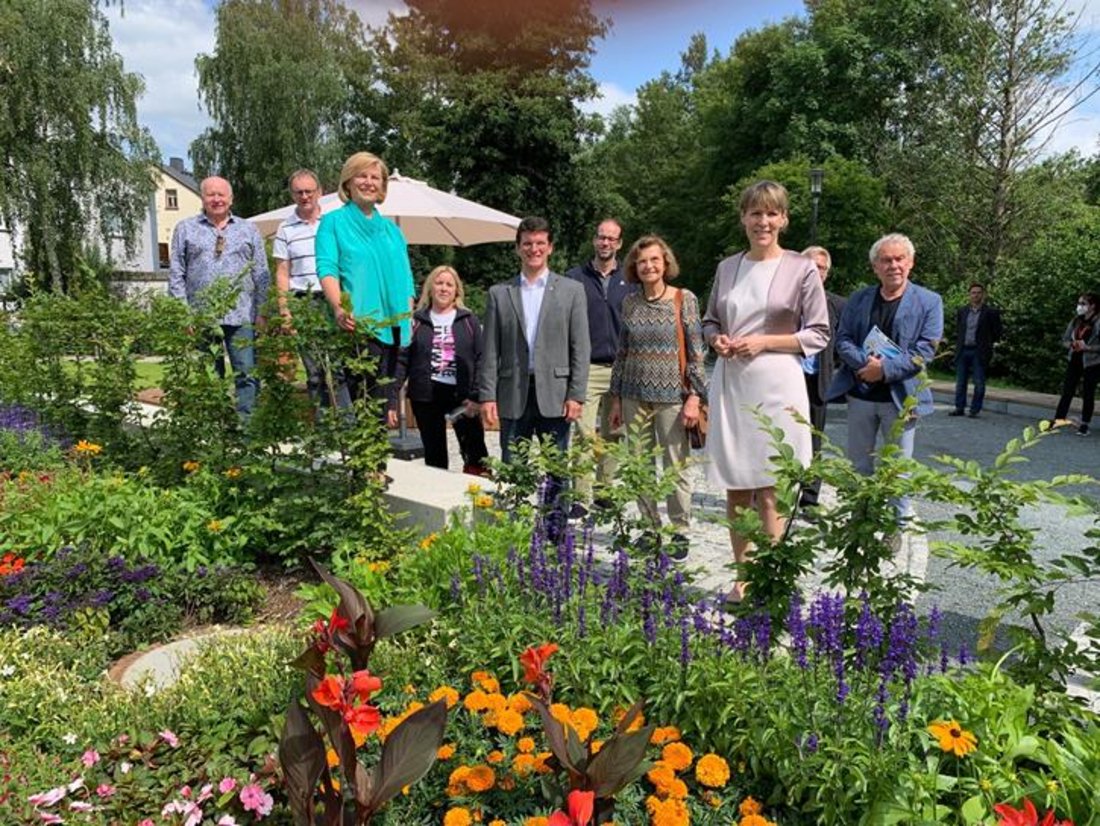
[595,234,621,243]
[214,235,225,259]
[292,188,317,197]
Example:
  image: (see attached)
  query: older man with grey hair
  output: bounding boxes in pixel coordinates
[827,233,943,523]
[169,175,270,418]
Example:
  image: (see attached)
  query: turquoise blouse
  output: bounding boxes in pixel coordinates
[315,202,415,346]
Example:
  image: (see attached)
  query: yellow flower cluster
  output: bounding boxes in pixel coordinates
[74,440,103,456]
[420,532,439,550]
[207,519,223,534]
[462,672,530,738]
[447,764,496,796]
[443,807,473,826]
[182,460,200,473]
[549,702,599,741]
[224,466,242,479]
[646,795,690,825]
[473,494,494,509]
[650,726,681,744]
[429,685,460,709]
[694,754,730,788]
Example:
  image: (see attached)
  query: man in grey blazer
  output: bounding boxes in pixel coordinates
[480,216,591,464]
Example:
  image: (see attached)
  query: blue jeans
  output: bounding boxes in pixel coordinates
[954,346,986,413]
[846,397,917,522]
[499,381,571,465]
[212,324,258,418]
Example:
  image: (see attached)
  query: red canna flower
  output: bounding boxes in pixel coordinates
[343,703,382,738]
[349,670,382,701]
[548,789,595,826]
[311,606,350,654]
[520,643,558,685]
[312,675,346,710]
[994,798,1074,826]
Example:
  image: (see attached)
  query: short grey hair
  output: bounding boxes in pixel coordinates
[869,233,915,263]
[287,168,321,190]
[801,245,831,269]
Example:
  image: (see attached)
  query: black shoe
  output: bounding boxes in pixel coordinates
[567,502,589,520]
[967,411,980,418]
[667,533,689,562]
[948,409,965,417]
[1079,424,1090,436]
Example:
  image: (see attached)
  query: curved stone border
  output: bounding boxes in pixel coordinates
[108,626,248,693]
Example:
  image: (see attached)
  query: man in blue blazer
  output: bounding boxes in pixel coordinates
[480,216,590,464]
[827,233,943,519]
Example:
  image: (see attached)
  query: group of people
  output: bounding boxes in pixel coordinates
[168,151,1095,607]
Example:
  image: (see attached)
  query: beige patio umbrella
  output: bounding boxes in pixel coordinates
[247,173,520,246]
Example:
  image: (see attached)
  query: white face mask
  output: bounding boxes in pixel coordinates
[1078,303,1090,316]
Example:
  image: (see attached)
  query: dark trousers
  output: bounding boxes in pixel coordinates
[344,336,401,418]
[1055,353,1100,423]
[954,346,987,413]
[410,382,489,471]
[800,373,827,507]
[499,380,571,465]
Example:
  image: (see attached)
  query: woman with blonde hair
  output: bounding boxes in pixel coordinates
[396,266,489,473]
[702,180,829,605]
[609,235,707,558]
[315,151,415,419]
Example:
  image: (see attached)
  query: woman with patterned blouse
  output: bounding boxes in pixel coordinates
[609,235,707,557]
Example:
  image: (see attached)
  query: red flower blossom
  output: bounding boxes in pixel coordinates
[350,670,382,701]
[343,703,382,738]
[994,798,1074,826]
[0,553,25,577]
[312,675,346,710]
[520,643,558,685]
[311,606,350,654]
[549,789,595,826]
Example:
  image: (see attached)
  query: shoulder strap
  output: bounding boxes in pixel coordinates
[674,288,689,392]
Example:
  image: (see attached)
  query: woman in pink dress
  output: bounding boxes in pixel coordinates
[702,181,829,605]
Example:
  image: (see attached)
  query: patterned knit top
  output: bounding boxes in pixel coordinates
[611,288,708,403]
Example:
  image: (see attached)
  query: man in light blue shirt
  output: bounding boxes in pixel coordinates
[169,175,269,418]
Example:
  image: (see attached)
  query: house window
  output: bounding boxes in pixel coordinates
[166,189,179,210]
[158,243,170,269]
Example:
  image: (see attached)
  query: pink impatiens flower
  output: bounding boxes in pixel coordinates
[218,777,238,794]
[81,749,100,767]
[159,729,180,748]
[240,782,274,817]
[138,820,155,826]
[95,784,115,799]
[218,817,240,826]
[28,786,66,807]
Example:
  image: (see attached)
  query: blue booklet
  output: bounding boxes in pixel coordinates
[862,325,902,359]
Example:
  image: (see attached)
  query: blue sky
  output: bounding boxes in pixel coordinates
[105,0,1099,168]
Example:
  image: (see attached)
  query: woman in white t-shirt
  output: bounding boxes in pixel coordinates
[397,266,489,474]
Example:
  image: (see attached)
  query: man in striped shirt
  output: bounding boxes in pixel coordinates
[273,169,349,412]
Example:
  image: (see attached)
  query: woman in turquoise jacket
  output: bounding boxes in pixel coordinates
[316,151,415,421]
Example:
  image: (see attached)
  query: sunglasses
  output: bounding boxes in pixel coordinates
[214,235,226,259]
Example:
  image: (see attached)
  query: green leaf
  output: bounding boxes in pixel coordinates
[961,794,986,824]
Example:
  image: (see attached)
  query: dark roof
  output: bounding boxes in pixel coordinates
[159,163,200,194]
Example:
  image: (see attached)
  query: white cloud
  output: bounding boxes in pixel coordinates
[343,0,407,28]
[580,81,638,120]
[105,0,215,164]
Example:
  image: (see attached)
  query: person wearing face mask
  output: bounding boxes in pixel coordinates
[1051,292,1100,436]
[315,152,415,423]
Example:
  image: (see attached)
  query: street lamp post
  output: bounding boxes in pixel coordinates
[809,167,824,245]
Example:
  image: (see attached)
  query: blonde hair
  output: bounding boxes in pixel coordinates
[623,234,681,284]
[337,152,389,204]
[417,265,466,310]
[739,180,789,215]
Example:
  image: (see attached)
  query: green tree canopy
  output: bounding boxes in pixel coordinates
[0,0,158,292]
[191,0,370,215]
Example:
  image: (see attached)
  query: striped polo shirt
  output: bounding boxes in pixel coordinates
[273,212,321,293]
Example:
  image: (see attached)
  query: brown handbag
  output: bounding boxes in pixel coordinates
[674,289,708,449]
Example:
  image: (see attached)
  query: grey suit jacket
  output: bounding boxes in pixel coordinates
[479,273,591,419]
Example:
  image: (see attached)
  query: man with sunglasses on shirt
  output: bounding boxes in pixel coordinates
[169,175,270,419]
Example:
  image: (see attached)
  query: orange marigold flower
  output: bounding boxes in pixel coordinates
[571,707,598,740]
[739,797,762,817]
[487,750,505,764]
[524,818,550,826]
[444,807,473,826]
[650,726,681,745]
[612,706,645,732]
[647,762,683,798]
[694,754,730,788]
[517,736,536,754]
[646,796,690,826]
[464,690,491,713]
[419,532,439,550]
[464,765,496,793]
[490,821,506,826]
[533,751,554,774]
[437,744,456,760]
[483,693,507,714]
[471,671,501,693]
[661,742,694,772]
[512,753,537,776]
[927,720,978,757]
[182,460,200,473]
[508,693,533,714]
[496,708,525,736]
[550,703,572,724]
[430,686,460,709]
[590,739,604,754]
[739,816,773,826]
